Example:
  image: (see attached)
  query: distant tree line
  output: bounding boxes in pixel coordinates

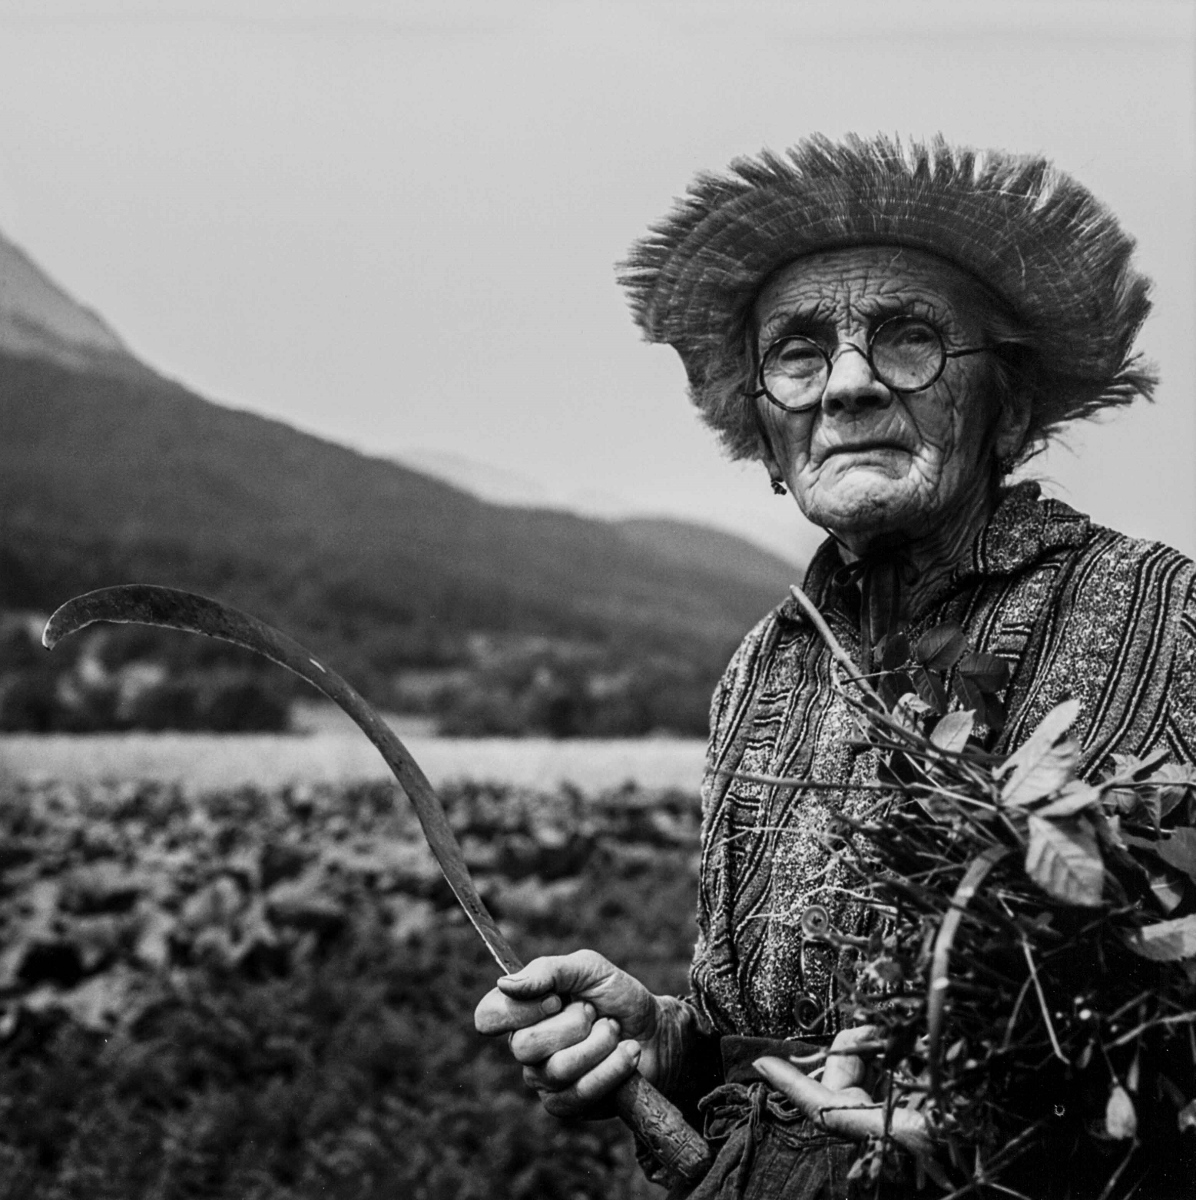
[0,516,735,737]
[0,610,715,737]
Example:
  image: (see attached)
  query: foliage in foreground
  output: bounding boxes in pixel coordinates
[798,618,1196,1198]
[0,778,700,1199]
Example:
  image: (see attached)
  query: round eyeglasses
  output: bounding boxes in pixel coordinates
[749,315,994,413]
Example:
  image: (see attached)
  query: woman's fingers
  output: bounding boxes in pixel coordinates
[522,1015,623,1089]
[755,1055,873,1129]
[508,1000,597,1064]
[494,950,617,1002]
[753,1056,934,1157]
[820,1024,876,1093]
[477,950,656,1041]
[475,950,659,1118]
[474,985,563,1036]
[535,1037,643,1119]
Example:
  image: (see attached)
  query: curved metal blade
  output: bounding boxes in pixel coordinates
[43,584,521,975]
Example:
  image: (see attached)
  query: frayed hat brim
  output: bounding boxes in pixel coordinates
[619,134,1154,459]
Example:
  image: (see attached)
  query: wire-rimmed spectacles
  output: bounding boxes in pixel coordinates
[748,315,995,414]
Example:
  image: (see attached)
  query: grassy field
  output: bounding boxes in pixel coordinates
[0,772,702,1198]
[0,731,707,794]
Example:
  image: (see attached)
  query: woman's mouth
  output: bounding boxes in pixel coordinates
[822,441,909,460]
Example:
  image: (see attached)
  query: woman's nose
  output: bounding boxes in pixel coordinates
[821,344,892,416]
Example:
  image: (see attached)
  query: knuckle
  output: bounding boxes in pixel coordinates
[602,1016,623,1044]
[573,1071,616,1106]
[562,1000,592,1036]
[569,948,609,977]
[508,1030,539,1063]
[540,1057,573,1088]
[542,1089,580,1119]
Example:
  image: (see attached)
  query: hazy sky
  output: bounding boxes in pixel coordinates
[0,0,1192,565]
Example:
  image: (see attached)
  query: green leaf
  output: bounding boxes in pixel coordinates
[1024,814,1104,906]
[1155,827,1196,882]
[957,651,1009,694]
[1121,831,1165,859]
[1002,739,1079,806]
[1105,1084,1137,1140]
[999,699,1082,806]
[1001,699,1081,773]
[1109,747,1170,783]
[953,674,985,715]
[892,691,931,733]
[981,691,1007,734]
[1147,868,1185,914]
[879,671,914,711]
[1149,763,1196,819]
[914,624,967,672]
[1124,913,1196,961]
[877,632,910,673]
[930,710,974,754]
[1037,784,1102,819]
[1106,786,1157,824]
[912,666,948,713]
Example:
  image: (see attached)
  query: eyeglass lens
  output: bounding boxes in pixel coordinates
[761,317,946,408]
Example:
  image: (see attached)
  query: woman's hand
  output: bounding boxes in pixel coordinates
[753,1025,933,1157]
[474,949,661,1118]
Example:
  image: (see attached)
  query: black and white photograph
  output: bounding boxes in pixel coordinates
[0,2,1193,1197]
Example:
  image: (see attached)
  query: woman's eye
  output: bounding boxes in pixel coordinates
[772,341,824,371]
[883,319,937,347]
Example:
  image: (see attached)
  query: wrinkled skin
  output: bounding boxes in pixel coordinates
[755,247,1029,583]
[474,247,1031,1132]
[474,950,658,1117]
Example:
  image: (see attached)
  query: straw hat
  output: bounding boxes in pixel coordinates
[619,134,1155,461]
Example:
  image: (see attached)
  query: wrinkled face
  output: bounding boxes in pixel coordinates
[752,246,1023,548]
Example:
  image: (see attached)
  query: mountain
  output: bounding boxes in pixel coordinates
[0,232,139,376]
[0,233,798,733]
[0,356,794,649]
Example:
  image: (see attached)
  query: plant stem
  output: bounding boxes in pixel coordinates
[788,584,885,709]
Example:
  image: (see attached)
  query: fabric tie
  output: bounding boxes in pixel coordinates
[831,546,919,675]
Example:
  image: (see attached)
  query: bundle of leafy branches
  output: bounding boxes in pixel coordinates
[776,593,1196,1199]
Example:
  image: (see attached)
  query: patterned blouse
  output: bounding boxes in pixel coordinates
[689,482,1196,1043]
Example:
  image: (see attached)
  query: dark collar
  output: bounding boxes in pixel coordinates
[779,482,1093,625]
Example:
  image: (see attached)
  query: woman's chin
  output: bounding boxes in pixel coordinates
[798,477,927,540]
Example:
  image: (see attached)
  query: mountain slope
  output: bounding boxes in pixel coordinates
[0,231,799,733]
[0,355,793,676]
[0,232,137,375]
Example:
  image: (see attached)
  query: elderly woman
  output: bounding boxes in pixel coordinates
[475,135,1196,1197]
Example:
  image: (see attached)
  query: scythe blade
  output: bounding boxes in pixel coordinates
[43,584,712,1187]
[43,583,521,973]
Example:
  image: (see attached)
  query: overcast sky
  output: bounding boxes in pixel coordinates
[0,0,1192,565]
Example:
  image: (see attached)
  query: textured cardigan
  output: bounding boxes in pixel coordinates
[686,482,1196,1045]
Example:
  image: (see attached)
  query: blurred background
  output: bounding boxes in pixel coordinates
[0,0,1192,741]
[0,4,1191,1197]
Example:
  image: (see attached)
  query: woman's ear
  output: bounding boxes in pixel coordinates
[994,389,1032,463]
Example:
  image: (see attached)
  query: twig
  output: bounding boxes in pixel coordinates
[928,844,1013,1104]
[1020,940,1068,1064]
[1094,1142,1140,1200]
[1106,1011,1196,1049]
[1000,974,1037,1053]
[788,583,885,709]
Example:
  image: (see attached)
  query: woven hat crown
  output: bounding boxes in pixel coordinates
[619,134,1155,460]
